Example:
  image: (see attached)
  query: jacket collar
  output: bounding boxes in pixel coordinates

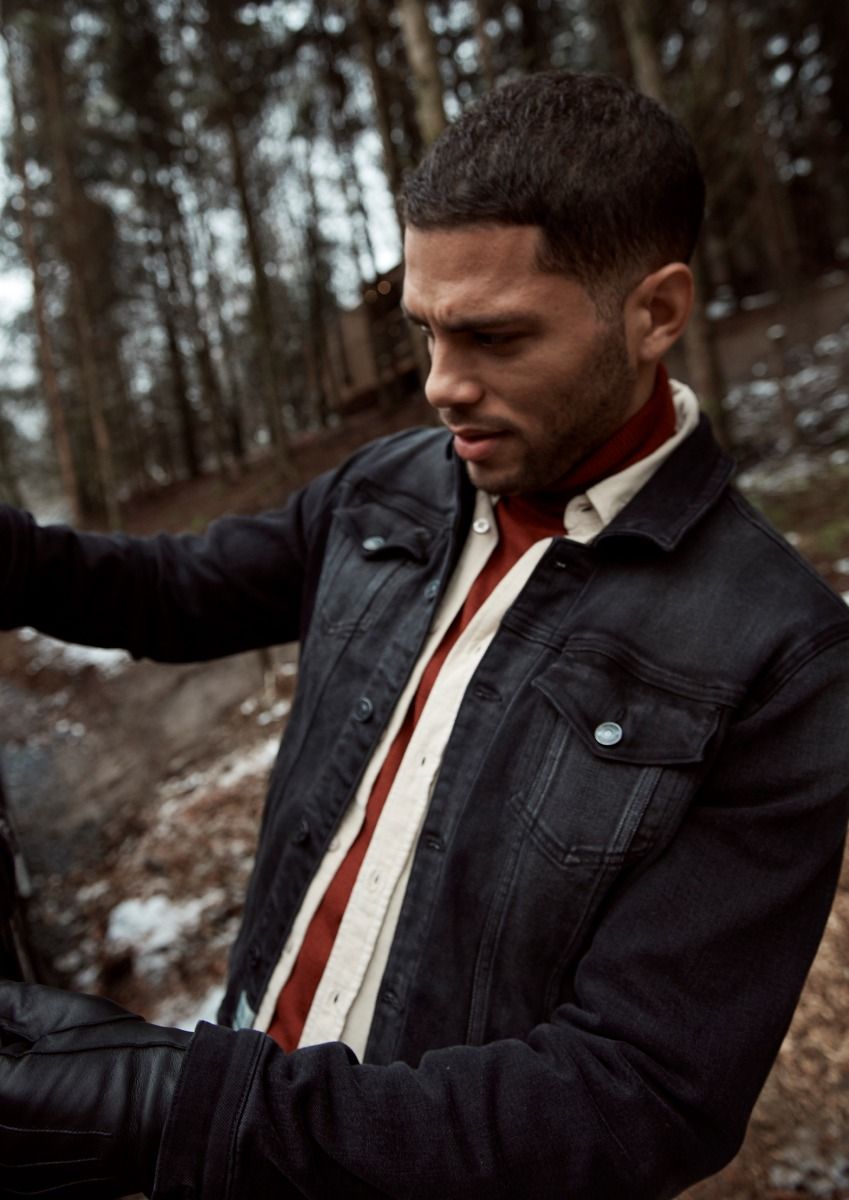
[595,414,735,551]
[448,413,734,555]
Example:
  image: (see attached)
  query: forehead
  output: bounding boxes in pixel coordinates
[402,224,596,326]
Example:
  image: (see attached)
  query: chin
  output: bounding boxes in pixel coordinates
[466,463,518,495]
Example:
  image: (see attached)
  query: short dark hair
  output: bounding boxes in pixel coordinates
[401,72,705,303]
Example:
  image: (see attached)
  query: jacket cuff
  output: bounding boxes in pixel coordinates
[153,1020,269,1200]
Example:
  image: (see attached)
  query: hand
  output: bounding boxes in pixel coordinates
[0,981,192,1198]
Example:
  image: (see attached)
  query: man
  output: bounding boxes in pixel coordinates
[0,71,847,1200]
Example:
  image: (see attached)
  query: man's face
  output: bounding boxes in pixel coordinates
[402,224,642,495]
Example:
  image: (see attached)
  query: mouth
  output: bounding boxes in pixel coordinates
[449,427,510,463]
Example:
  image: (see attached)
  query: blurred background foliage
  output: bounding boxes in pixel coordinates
[0,0,847,527]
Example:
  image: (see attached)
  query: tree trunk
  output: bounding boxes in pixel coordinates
[3,24,82,522]
[195,215,248,467]
[354,0,406,232]
[395,0,447,146]
[0,416,24,508]
[38,24,121,528]
[221,105,293,474]
[615,0,730,445]
[616,0,664,98]
[160,268,201,480]
[473,0,496,90]
[163,186,232,475]
[593,0,635,82]
[516,0,550,72]
[725,9,800,299]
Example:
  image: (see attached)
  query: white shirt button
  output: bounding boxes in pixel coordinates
[472,518,491,534]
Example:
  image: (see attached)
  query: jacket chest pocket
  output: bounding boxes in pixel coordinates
[466,640,731,1042]
[523,640,726,865]
[317,500,435,636]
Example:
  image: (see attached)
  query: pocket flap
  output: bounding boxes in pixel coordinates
[337,502,434,563]
[533,644,724,766]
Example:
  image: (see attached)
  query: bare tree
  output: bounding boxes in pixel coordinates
[614,0,730,445]
[2,21,81,522]
[395,0,447,146]
[36,17,121,527]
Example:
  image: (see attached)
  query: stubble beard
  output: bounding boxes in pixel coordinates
[468,322,639,496]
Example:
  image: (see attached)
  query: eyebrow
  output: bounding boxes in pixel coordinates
[400,303,538,333]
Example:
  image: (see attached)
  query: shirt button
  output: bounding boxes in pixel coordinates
[291,816,311,844]
[354,696,374,722]
[594,721,623,747]
[472,517,491,534]
[362,535,386,551]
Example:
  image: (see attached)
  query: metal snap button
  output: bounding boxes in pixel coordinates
[472,518,491,534]
[362,535,386,551]
[594,721,623,747]
[354,696,374,722]
[425,580,439,601]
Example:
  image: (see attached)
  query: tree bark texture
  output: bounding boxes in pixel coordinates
[37,23,122,528]
[395,0,447,146]
[3,24,82,523]
[615,0,729,445]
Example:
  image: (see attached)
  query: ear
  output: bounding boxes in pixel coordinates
[623,263,694,365]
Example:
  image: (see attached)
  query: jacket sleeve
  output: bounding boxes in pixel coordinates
[0,474,338,662]
[151,634,849,1200]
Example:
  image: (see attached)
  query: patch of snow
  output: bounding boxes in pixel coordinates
[740,291,779,311]
[77,879,111,903]
[795,408,821,430]
[707,296,736,320]
[17,629,131,678]
[814,334,844,357]
[256,699,291,726]
[823,391,849,412]
[769,1129,849,1194]
[157,736,279,815]
[106,890,226,980]
[817,269,847,288]
[737,453,822,494]
[216,738,279,788]
[54,718,86,737]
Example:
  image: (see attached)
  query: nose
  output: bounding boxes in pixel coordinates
[424,339,484,411]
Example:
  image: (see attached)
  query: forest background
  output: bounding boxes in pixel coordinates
[1,2,849,1199]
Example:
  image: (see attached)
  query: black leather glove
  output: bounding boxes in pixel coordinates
[0,980,192,1198]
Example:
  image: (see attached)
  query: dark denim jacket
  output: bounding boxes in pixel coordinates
[2,416,848,1199]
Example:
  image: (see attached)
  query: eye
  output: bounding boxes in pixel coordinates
[472,331,512,348]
